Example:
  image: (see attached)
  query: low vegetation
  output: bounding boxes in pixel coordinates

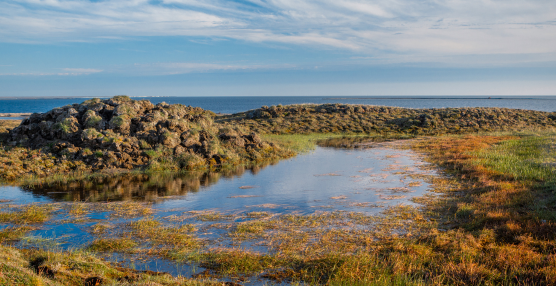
[0,244,222,285]
[0,120,19,142]
[219,104,556,135]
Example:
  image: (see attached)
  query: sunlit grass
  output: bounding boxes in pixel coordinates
[263,133,375,153]
[0,204,53,224]
[0,226,34,243]
[474,136,556,183]
[87,237,138,252]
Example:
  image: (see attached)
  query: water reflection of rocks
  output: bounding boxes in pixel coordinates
[20,162,275,202]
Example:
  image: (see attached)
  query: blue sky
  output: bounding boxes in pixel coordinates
[0,0,555,97]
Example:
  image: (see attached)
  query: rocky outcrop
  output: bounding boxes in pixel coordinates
[6,96,290,175]
[219,104,556,135]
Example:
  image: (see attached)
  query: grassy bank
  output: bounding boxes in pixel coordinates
[0,244,222,286]
[401,134,556,285]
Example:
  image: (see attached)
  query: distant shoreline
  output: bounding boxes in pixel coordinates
[0,95,555,100]
[0,113,31,117]
[325,97,556,100]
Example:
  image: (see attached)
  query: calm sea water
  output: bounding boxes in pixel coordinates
[1,96,556,114]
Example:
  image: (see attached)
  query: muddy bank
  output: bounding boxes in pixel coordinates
[218,104,556,134]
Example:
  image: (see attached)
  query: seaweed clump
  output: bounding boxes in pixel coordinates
[2,96,291,180]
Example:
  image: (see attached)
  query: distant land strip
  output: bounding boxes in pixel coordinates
[325,97,555,100]
[0,113,31,117]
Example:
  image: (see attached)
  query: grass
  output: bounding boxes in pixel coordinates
[405,134,556,284]
[473,136,556,182]
[0,244,221,285]
[192,211,232,221]
[0,204,53,224]
[85,217,201,258]
[127,218,199,252]
[263,133,372,153]
[0,226,34,243]
[233,220,275,236]
[87,237,139,252]
[196,249,277,275]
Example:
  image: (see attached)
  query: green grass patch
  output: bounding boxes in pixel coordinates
[87,237,138,252]
[263,133,363,153]
[473,135,556,183]
[0,226,33,243]
[0,205,52,224]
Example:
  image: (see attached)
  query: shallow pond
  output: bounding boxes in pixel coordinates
[0,145,437,284]
[1,146,432,213]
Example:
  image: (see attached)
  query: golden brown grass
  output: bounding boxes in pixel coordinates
[182,134,556,285]
[0,244,221,285]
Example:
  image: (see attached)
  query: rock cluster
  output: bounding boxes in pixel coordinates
[7,96,288,172]
[221,104,556,134]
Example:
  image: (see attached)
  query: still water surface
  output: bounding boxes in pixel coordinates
[1,147,433,213]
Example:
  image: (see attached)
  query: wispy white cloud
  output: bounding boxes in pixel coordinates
[0,72,87,76]
[0,62,294,76]
[62,68,103,74]
[0,68,103,76]
[126,62,295,75]
[0,0,555,63]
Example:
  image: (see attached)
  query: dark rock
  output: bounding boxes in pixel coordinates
[30,257,55,278]
[85,277,103,286]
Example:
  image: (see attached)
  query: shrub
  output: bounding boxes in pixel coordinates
[54,118,76,134]
[81,128,101,141]
[139,140,151,150]
[177,154,206,170]
[112,95,131,102]
[85,114,102,128]
[53,122,70,133]
[110,115,127,128]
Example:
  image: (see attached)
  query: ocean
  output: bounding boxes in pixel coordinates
[1,96,556,114]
